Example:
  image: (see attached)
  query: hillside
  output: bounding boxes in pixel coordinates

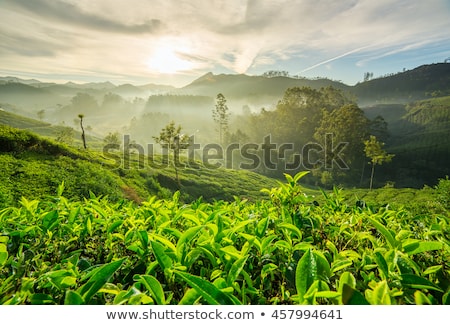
[1,63,449,110]
[0,125,278,208]
[361,96,450,187]
[178,72,351,107]
[354,63,450,105]
[0,109,104,147]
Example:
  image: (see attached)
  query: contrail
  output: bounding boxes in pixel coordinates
[300,45,371,73]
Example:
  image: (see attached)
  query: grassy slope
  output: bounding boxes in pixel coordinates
[0,109,103,148]
[0,125,277,208]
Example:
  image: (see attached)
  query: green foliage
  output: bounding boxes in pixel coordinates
[364,135,395,190]
[435,176,450,210]
[0,172,448,305]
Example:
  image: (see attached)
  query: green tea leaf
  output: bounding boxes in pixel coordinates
[151,240,174,274]
[374,251,389,279]
[77,258,125,303]
[423,265,443,275]
[176,225,203,262]
[414,291,432,305]
[174,271,239,305]
[227,256,248,285]
[331,259,352,274]
[338,272,356,297]
[178,288,201,305]
[42,210,58,231]
[0,243,8,266]
[341,284,369,305]
[278,223,302,240]
[367,217,399,249]
[64,290,84,305]
[365,280,391,304]
[256,217,269,238]
[295,249,316,303]
[30,293,55,305]
[400,274,444,292]
[107,220,123,233]
[403,241,442,256]
[134,274,166,305]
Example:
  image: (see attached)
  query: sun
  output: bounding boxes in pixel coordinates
[146,44,194,74]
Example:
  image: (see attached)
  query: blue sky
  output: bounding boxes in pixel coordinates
[1,0,449,87]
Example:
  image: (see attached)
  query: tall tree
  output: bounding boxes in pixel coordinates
[212,93,230,145]
[78,114,87,149]
[364,135,395,190]
[153,121,190,187]
[37,109,45,121]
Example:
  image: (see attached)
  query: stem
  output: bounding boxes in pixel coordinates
[369,163,375,190]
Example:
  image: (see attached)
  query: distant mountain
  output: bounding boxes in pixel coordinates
[138,83,176,92]
[0,82,64,107]
[1,62,450,111]
[63,81,116,90]
[178,72,350,106]
[353,63,450,105]
[0,76,41,85]
[177,63,450,107]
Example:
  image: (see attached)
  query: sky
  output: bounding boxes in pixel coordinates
[1,0,450,87]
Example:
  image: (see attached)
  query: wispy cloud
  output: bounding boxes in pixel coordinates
[301,46,372,73]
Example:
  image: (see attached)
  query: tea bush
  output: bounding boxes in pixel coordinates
[0,173,448,305]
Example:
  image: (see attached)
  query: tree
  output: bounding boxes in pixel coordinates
[37,109,45,121]
[78,114,87,149]
[364,135,395,190]
[153,121,190,187]
[71,93,98,110]
[55,127,74,145]
[103,131,121,148]
[369,115,389,143]
[314,104,370,183]
[364,72,374,82]
[212,93,230,145]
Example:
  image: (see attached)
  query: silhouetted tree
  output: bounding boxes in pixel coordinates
[212,93,230,145]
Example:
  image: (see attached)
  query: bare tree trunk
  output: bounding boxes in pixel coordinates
[369,163,375,190]
[79,115,87,149]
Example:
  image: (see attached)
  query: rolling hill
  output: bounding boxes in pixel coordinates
[353,63,450,105]
[0,125,278,208]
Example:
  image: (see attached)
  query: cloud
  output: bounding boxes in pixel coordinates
[4,0,162,34]
[0,0,449,85]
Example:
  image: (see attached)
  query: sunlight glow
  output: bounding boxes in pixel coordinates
[145,44,194,74]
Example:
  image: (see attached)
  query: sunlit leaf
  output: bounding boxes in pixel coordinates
[77,258,126,303]
[403,240,442,256]
[133,274,166,305]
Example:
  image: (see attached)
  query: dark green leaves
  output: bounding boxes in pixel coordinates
[76,258,126,304]
[174,271,239,305]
